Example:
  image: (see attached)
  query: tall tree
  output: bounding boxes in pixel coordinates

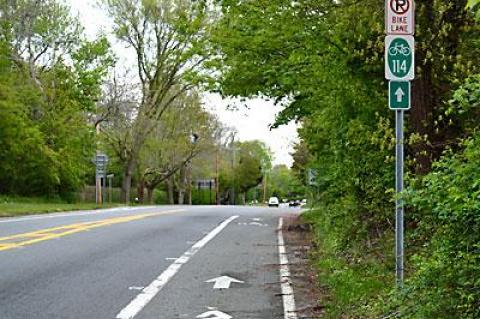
[137,90,220,204]
[102,0,213,203]
[0,1,113,199]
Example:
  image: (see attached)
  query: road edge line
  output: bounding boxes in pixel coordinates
[115,215,239,319]
[278,217,298,319]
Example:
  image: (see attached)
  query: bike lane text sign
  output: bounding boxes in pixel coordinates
[386,0,415,35]
[385,35,414,80]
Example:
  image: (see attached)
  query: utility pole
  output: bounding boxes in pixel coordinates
[215,147,220,205]
[263,173,267,204]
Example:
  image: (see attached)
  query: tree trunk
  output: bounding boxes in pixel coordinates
[177,165,187,205]
[121,160,135,204]
[137,178,145,204]
[178,191,185,205]
[411,75,435,174]
[147,187,154,204]
[240,193,246,205]
[167,176,175,204]
[187,163,192,205]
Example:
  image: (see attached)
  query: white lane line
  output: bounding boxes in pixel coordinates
[278,218,298,319]
[115,215,239,319]
[0,206,161,224]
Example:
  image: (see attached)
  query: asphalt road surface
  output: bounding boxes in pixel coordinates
[0,205,299,319]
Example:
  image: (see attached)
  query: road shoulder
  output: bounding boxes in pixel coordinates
[282,214,324,318]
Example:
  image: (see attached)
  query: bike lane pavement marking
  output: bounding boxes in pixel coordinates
[115,215,239,319]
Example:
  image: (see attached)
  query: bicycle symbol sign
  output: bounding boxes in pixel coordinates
[385,35,414,80]
[390,0,410,15]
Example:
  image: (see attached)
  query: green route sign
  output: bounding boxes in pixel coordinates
[389,81,411,110]
[385,35,414,80]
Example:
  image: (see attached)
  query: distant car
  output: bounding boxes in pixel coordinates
[268,197,280,207]
[289,200,301,207]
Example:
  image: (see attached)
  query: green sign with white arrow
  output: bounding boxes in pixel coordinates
[389,81,410,110]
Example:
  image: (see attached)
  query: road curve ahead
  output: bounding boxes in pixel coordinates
[0,205,298,319]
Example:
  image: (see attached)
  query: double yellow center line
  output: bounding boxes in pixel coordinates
[0,210,182,252]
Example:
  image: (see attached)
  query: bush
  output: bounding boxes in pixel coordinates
[379,134,480,318]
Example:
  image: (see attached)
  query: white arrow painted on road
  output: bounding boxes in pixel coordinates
[205,276,244,289]
[395,87,405,102]
[196,310,232,319]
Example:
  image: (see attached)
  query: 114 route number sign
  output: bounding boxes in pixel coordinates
[386,0,415,35]
[385,35,414,81]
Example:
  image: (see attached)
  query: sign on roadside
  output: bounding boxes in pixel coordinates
[389,81,411,110]
[385,35,414,80]
[386,0,415,35]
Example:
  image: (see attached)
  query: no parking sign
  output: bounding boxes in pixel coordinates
[386,0,415,35]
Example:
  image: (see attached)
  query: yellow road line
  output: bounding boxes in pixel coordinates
[0,210,183,252]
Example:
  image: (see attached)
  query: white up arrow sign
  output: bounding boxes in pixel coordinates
[395,87,405,102]
[205,276,244,289]
[196,310,232,319]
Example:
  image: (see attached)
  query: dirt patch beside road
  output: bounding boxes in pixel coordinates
[282,214,324,318]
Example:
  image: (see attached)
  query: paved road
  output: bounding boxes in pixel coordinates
[0,205,299,319]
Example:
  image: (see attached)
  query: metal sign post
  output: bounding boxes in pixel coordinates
[395,110,404,287]
[94,153,109,206]
[386,0,414,288]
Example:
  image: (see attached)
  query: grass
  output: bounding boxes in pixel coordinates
[302,208,394,318]
[0,196,124,218]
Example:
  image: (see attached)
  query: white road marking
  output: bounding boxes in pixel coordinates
[278,218,298,319]
[238,222,268,227]
[250,222,268,227]
[0,206,162,224]
[128,287,144,291]
[115,215,239,319]
[205,275,244,289]
[196,310,232,319]
[165,257,177,261]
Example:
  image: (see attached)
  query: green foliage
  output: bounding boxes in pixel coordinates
[218,140,272,203]
[0,69,58,195]
[266,164,304,199]
[446,74,480,135]
[304,207,393,319]
[0,1,113,200]
[212,0,480,317]
[379,134,480,318]
[467,0,480,18]
[72,37,116,112]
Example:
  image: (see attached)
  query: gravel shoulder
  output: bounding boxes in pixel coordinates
[282,214,324,318]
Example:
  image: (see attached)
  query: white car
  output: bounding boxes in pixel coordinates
[268,197,279,207]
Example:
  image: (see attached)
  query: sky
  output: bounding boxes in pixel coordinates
[67,0,299,166]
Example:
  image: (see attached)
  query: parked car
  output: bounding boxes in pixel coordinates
[268,197,280,207]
